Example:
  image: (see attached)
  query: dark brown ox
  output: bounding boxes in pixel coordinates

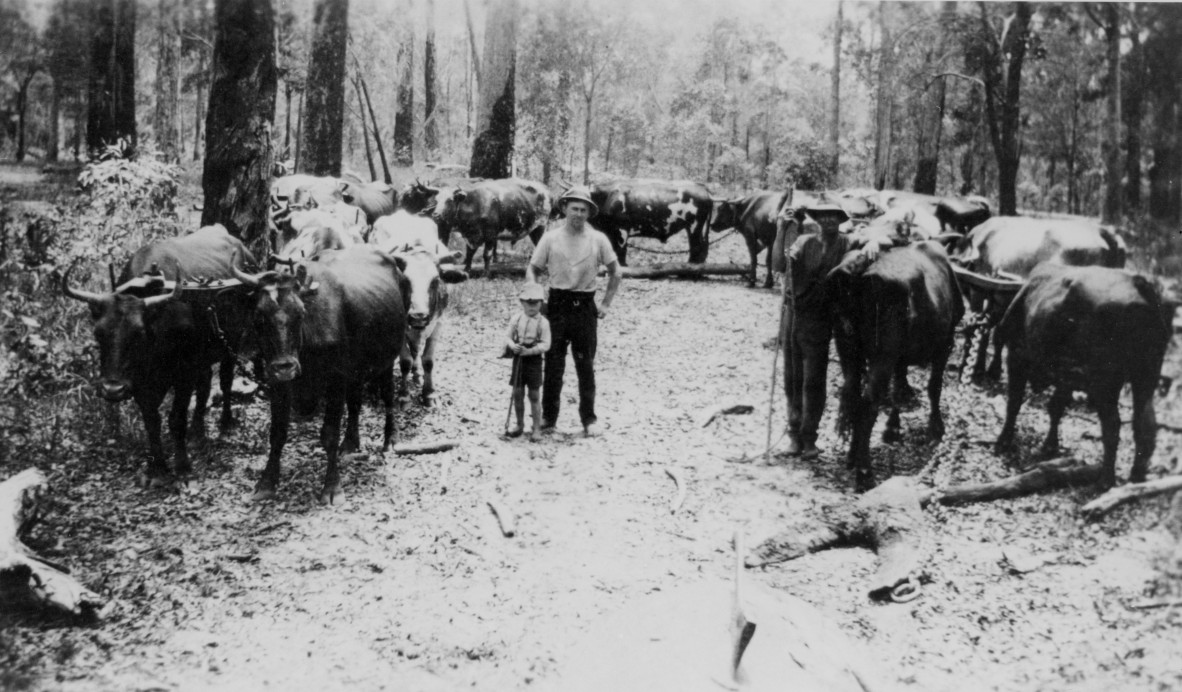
[62,225,257,485]
[589,179,714,265]
[994,264,1175,488]
[709,190,791,288]
[432,178,548,272]
[953,216,1127,381]
[232,245,407,504]
[828,242,964,492]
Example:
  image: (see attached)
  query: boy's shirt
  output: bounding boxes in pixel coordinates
[507,311,552,355]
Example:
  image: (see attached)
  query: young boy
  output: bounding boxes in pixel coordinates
[504,283,552,441]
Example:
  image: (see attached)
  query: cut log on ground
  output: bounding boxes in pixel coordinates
[697,403,754,428]
[392,440,460,455]
[921,457,1102,507]
[465,262,752,281]
[1080,474,1182,519]
[748,477,928,602]
[0,468,107,619]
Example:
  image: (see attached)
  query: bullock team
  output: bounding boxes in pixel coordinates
[60,168,1176,503]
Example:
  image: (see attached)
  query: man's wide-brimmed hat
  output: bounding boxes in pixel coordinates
[519,283,545,301]
[802,203,850,224]
[558,186,598,218]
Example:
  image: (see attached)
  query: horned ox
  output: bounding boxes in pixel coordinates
[589,179,714,265]
[709,191,791,288]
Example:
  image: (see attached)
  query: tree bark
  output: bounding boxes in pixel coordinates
[86,0,137,155]
[1102,3,1123,224]
[1146,4,1182,224]
[394,14,415,166]
[353,76,376,180]
[353,58,391,183]
[299,0,349,177]
[48,83,60,162]
[1123,20,1144,212]
[201,0,277,253]
[979,2,1033,216]
[424,0,438,155]
[829,0,842,180]
[469,0,516,179]
[873,3,893,191]
[193,49,205,161]
[913,2,955,194]
[154,0,181,163]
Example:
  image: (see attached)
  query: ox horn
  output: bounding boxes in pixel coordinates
[231,250,267,287]
[142,272,184,308]
[61,263,106,305]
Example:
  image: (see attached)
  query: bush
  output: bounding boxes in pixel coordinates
[76,140,182,216]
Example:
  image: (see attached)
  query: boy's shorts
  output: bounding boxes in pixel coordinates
[511,355,543,389]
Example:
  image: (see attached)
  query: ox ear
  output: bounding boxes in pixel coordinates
[295,264,320,295]
[391,254,409,274]
[439,267,469,284]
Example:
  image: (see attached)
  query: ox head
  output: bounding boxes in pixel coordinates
[232,251,319,383]
[62,263,183,401]
[400,180,442,215]
[391,245,468,330]
[709,197,740,232]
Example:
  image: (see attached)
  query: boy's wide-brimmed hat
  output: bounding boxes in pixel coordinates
[519,283,545,301]
[802,203,850,224]
[558,186,598,218]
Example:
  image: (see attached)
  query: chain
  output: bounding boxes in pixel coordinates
[625,228,738,253]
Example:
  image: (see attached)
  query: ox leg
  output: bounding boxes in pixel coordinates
[398,338,415,407]
[253,383,291,502]
[191,364,211,441]
[926,349,951,440]
[379,367,397,452]
[985,330,1005,381]
[420,331,436,407]
[1130,374,1157,484]
[319,383,347,505]
[169,376,196,480]
[882,407,902,444]
[995,354,1027,459]
[854,364,892,491]
[746,238,759,288]
[1093,386,1122,490]
[463,243,478,274]
[1038,387,1072,459]
[341,380,362,454]
[687,226,709,264]
[763,244,775,289]
[482,239,495,271]
[218,356,237,429]
[136,392,171,487]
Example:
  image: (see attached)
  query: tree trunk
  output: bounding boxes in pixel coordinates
[1124,24,1144,212]
[1102,3,1123,224]
[394,17,415,167]
[979,2,1032,216]
[201,0,277,253]
[913,1,955,194]
[354,63,391,183]
[48,83,60,162]
[15,74,34,162]
[283,83,293,159]
[829,0,842,180]
[873,3,893,191]
[193,50,205,161]
[1146,4,1182,224]
[424,0,438,155]
[154,0,181,163]
[299,0,348,177]
[463,0,482,90]
[86,0,137,155]
[353,76,376,180]
[469,0,516,179]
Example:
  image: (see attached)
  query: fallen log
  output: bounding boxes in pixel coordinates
[922,457,1102,507]
[392,439,460,456]
[697,403,754,428]
[0,468,106,619]
[1080,474,1182,519]
[616,262,749,280]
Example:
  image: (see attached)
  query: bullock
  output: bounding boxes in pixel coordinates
[433,179,547,272]
[934,196,991,234]
[371,210,443,255]
[710,190,791,288]
[62,225,257,485]
[390,246,468,406]
[270,174,395,236]
[340,177,398,225]
[231,245,407,504]
[953,216,1127,381]
[828,241,965,491]
[275,208,364,261]
[590,179,714,265]
[993,264,1175,488]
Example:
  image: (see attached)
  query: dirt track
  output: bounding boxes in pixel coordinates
[3,226,1182,691]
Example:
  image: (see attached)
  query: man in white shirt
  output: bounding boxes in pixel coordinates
[526,186,622,437]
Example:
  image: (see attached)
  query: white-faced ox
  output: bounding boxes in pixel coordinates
[994,263,1175,489]
[232,245,408,505]
[952,215,1127,381]
[589,179,714,265]
[62,225,257,486]
[274,207,364,263]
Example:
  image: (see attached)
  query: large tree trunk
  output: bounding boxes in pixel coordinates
[1123,22,1144,212]
[299,0,348,177]
[353,76,376,180]
[872,3,893,191]
[469,0,516,179]
[1101,3,1123,224]
[1146,4,1182,224]
[394,15,415,167]
[15,73,35,162]
[979,2,1032,216]
[154,0,181,163]
[829,0,842,180]
[47,83,60,162]
[201,0,277,253]
[913,1,955,194]
[86,0,137,155]
[423,0,438,156]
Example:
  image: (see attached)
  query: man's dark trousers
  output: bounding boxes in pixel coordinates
[543,289,598,427]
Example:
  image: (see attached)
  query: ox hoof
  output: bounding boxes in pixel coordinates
[317,486,345,506]
[219,415,239,431]
[420,395,434,408]
[140,471,173,489]
[854,471,877,493]
[928,423,946,441]
[882,428,903,444]
[251,481,279,503]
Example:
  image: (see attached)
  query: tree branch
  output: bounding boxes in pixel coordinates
[926,71,985,90]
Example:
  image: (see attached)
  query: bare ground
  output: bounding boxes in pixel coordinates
[2,179,1182,690]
